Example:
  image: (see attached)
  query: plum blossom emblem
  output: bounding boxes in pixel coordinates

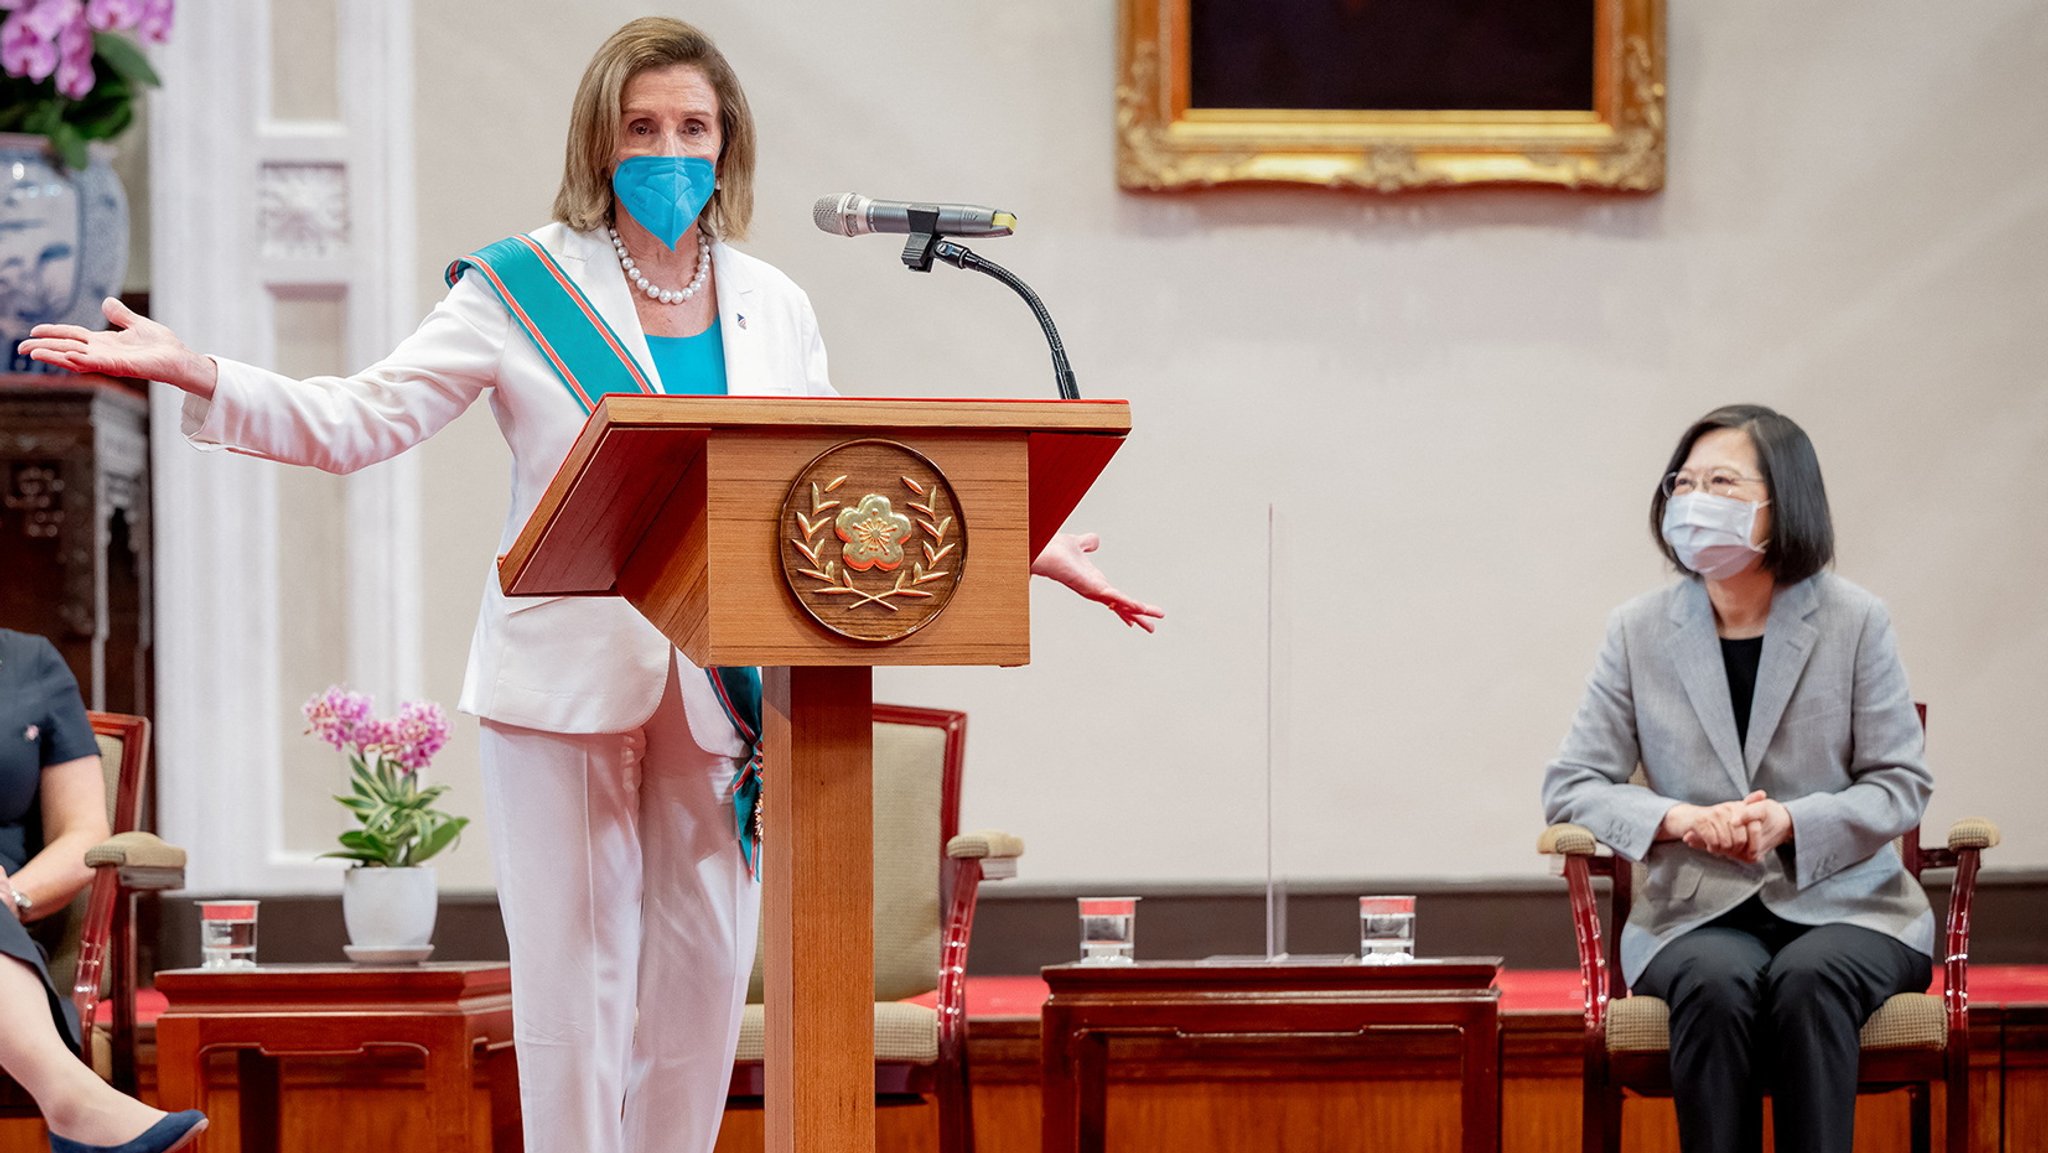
[835,494,914,572]
[782,441,967,641]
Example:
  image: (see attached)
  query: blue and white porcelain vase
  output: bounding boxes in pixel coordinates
[0,133,129,375]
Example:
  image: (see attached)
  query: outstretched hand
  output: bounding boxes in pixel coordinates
[1031,532,1165,632]
[17,297,217,397]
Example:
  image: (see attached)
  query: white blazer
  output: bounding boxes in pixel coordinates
[182,222,837,738]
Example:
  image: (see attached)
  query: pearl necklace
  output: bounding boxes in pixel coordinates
[609,227,711,305]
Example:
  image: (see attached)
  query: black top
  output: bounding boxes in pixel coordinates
[1720,635,1766,750]
[0,630,99,873]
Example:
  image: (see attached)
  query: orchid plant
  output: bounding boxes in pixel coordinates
[303,687,470,870]
[0,0,171,170]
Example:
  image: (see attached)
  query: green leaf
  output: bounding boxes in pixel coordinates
[357,763,396,805]
[332,794,379,817]
[318,849,385,864]
[92,32,160,89]
[337,828,398,866]
[21,102,60,139]
[412,817,469,865]
[50,122,88,172]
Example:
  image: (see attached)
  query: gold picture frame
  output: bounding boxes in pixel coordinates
[1116,0,1665,194]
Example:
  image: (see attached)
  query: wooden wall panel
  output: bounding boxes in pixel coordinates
[0,1012,2036,1153]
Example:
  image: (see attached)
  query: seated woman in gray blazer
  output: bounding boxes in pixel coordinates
[1542,404,1933,1153]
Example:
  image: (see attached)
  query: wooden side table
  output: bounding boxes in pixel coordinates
[1041,957,1503,1153]
[154,963,520,1153]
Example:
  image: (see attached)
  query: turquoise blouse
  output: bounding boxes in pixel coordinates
[646,320,728,395]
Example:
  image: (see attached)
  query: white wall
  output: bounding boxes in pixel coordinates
[375,0,2048,891]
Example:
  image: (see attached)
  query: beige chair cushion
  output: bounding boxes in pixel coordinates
[747,720,947,1005]
[734,1001,939,1064]
[1607,992,1946,1053]
[84,831,186,871]
[946,831,1023,859]
[1858,993,1948,1050]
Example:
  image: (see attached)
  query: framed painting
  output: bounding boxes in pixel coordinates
[1116,0,1664,193]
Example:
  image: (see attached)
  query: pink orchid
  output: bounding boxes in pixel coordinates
[302,686,376,753]
[0,7,59,81]
[135,0,164,42]
[303,687,449,775]
[83,0,137,31]
[20,0,79,37]
[52,9,90,99]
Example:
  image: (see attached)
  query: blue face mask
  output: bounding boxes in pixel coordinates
[612,155,717,251]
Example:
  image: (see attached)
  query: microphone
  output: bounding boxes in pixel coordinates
[812,193,1016,239]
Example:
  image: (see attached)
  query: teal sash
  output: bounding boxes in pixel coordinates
[444,235,660,409]
[449,235,766,875]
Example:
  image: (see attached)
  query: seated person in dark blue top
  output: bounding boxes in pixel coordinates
[0,630,207,1152]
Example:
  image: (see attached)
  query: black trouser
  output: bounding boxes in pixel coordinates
[1634,896,1929,1153]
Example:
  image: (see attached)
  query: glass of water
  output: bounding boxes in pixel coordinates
[1358,895,1415,964]
[1077,896,1140,964]
[197,900,260,970]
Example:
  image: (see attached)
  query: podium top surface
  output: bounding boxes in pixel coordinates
[564,394,1131,431]
[500,394,1131,600]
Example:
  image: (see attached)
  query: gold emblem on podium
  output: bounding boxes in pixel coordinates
[778,440,967,642]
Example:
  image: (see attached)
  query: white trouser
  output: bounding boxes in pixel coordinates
[478,659,759,1153]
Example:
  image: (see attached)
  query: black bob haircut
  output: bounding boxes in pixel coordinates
[1650,404,1835,585]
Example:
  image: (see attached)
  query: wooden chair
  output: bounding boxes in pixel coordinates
[1539,720,2000,1153]
[0,711,187,1113]
[727,704,1019,1153]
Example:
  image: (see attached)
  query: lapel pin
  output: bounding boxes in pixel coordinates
[23,724,38,742]
[736,313,747,330]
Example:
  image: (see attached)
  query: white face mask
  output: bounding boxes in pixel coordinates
[1661,492,1769,580]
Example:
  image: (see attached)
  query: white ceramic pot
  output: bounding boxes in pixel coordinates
[0,134,128,373]
[341,865,438,948]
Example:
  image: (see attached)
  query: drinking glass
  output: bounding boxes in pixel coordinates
[1358,895,1415,964]
[1077,897,1140,964]
[197,900,260,969]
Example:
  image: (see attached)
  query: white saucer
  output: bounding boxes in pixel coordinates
[344,944,435,965]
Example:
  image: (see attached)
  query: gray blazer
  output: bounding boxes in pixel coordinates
[1541,573,1934,986]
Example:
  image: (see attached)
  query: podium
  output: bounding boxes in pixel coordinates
[499,395,1131,1152]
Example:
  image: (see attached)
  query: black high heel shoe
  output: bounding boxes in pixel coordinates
[49,1111,208,1153]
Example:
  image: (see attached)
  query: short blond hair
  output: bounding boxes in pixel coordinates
[553,17,756,241]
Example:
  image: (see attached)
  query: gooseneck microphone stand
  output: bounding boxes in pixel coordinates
[899,208,1080,401]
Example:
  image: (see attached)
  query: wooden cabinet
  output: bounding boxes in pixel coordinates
[0,375,151,715]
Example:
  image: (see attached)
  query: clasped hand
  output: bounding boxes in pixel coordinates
[1662,790,1793,863]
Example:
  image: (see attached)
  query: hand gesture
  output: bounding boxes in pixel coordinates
[1030,532,1165,632]
[1666,790,1795,862]
[1726,795,1794,862]
[17,297,218,397]
[1668,792,1764,857]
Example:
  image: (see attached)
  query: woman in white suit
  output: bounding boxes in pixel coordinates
[21,18,1159,1153]
[1542,405,1933,1153]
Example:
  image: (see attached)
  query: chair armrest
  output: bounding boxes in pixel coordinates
[85,832,187,890]
[1932,819,1997,1039]
[947,830,1023,879]
[1947,817,1999,852]
[1540,826,1614,1036]
[1537,823,1601,856]
[936,836,1023,1056]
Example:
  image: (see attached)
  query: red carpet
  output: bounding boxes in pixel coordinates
[100,965,2048,1026]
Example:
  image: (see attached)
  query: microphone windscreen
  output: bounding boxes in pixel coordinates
[813,193,860,237]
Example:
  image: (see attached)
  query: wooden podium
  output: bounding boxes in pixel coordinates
[498,395,1131,1153]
